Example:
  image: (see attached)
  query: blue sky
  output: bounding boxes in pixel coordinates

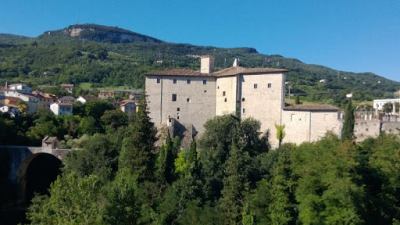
[1,0,399,81]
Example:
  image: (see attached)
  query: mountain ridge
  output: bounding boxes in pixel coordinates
[39,24,163,44]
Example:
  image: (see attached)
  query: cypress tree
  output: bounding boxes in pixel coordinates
[219,143,249,225]
[119,98,157,181]
[341,100,355,140]
[156,133,175,185]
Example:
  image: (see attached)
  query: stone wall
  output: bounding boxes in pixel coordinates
[146,75,216,134]
[216,76,237,115]
[354,120,381,142]
[282,110,342,145]
[381,122,400,136]
[240,73,285,147]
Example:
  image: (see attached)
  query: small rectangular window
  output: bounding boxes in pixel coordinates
[224,98,227,102]
[187,79,191,84]
[254,83,258,89]
[172,94,177,101]
[203,80,207,85]
[242,97,245,102]
[204,90,207,93]
[156,78,160,83]
[186,98,190,103]
[268,83,272,88]
[173,79,177,84]
[177,107,180,111]
[242,108,245,113]
[222,91,226,96]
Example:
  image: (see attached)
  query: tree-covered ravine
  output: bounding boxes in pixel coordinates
[0,99,399,224]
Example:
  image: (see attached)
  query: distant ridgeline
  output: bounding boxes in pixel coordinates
[0,23,398,105]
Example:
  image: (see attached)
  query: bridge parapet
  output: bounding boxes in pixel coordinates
[0,136,72,184]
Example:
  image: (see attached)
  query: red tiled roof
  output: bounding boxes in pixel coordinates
[146,66,287,77]
[284,104,339,112]
[146,68,209,77]
[212,66,288,77]
[120,99,136,106]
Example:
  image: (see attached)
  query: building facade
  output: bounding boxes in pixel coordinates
[50,102,73,116]
[145,56,342,147]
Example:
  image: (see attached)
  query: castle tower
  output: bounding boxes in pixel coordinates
[200,56,214,74]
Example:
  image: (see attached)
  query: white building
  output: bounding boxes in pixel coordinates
[145,56,342,147]
[373,98,400,111]
[61,84,74,93]
[76,96,88,104]
[50,102,73,116]
[120,100,137,115]
[8,83,32,94]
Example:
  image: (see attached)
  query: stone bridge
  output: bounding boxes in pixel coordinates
[0,137,71,206]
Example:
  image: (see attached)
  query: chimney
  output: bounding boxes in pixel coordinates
[233,58,239,67]
[200,56,214,74]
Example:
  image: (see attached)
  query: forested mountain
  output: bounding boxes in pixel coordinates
[0,24,398,105]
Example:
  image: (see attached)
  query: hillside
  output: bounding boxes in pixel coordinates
[0,24,398,106]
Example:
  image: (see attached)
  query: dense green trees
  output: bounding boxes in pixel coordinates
[119,99,157,181]
[27,173,104,224]
[9,108,399,225]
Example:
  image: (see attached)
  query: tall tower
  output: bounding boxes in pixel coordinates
[200,56,214,74]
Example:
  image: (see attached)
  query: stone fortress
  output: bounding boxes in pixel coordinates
[145,56,342,147]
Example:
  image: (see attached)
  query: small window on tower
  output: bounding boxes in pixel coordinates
[203,80,207,85]
[187,79,191,84]
[222,91,226,96]
[177,107,180,111]
[173,79,177,84]
[156,78,160,83]
[186,98,191,103]
[254,83,258,89]
[242,97,245,102]
[172,94,177,101]
[242,108,245,113]
[224,98,227,102]
[268,83,272,88]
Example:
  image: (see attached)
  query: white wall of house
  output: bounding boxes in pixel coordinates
[50,103,72,116]
[373,98,400,110]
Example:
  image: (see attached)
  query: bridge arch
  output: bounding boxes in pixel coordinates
[17,153,62,203]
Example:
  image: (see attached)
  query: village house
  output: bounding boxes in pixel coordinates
[50,102,73,116]
[60,84,74,93]
[2,90,39,113]
[58,96,75,104]
[145,56,342,147]
[32,91,57,110]
[8,83,32,94]
[76,95,97,104]
[120,99,137,115]
[98,90,115,99]
[373,98,400,113]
